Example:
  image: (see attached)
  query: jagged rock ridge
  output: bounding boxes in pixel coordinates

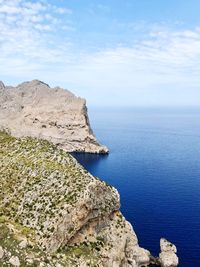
[0,80,108,153]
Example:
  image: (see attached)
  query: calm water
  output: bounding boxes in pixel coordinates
[73,108,200,267]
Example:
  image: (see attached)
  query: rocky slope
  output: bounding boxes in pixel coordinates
[0,131,153,267]
[0,80,108,154]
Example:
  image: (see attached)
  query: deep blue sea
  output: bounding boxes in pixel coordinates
[73,108,200,267]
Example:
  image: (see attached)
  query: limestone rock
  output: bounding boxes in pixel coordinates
[159,252,179,267]
[9,256,20,266]
[160,238,177,253]
[0,131,150,267]
[0,80,108,153]
[0,246,4,259]
[131,246,150,266]
[159,238,179,267]
[26,258,34,265]
[19,239,28,249]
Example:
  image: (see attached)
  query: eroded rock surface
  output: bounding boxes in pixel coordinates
[0,131,150,267]
[0,80,108,153]
[159,238,179,267]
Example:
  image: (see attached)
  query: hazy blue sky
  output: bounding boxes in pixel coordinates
[1,0,200,107]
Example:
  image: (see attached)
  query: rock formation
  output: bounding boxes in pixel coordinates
[0,131,151,266]
[0,80,108,153]
[0,82,179,266]
[159,239,179,267]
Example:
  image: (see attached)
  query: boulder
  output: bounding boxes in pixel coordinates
[159,238,178,267]
[9,256,20,266]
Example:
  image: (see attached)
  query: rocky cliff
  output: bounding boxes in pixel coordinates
[0,131,152,267]
[0,80,108,154]
[0,81,179,267]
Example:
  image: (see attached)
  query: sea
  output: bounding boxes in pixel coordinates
[72,107,200,267]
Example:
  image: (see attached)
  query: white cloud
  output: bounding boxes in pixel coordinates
[97,4,110,12]
[55,7,72,15]
[0,0,73,64]
[59,26,200,87]
[52,26,200,106]
[0,1,200,106]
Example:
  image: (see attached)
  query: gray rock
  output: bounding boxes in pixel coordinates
[0,246,4,259]
[9,255,20,266]
[159,238,178,267]
[0,80,108,153]
[19,239,28,249]
[26,258,34,264]
[132,246,150,266]
[160,238,177,253]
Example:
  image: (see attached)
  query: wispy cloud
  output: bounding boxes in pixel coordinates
[0,0,73,67]
[55,25,200,106]
[56,26,200,88]
[0,1,200,106]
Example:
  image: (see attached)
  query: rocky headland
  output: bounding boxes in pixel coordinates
[0,131,150,266]
[0,81,178,267]
[0,80,108,154]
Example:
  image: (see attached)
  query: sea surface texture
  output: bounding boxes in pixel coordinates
[73,108,200,267]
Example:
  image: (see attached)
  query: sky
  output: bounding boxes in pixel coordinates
[1,0,200,107]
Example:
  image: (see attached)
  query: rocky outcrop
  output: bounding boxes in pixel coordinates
[0,80,108,153]
[159,239,179,267]
[0,131,151,267]
[9,256,20,266]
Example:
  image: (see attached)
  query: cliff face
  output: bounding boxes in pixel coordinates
[0,80,108,154]
[0,131,150,267]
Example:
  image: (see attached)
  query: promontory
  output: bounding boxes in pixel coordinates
[0,80,178,267]
[0,80,108,154]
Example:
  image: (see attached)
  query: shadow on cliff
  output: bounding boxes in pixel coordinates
[71,152,109,173]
